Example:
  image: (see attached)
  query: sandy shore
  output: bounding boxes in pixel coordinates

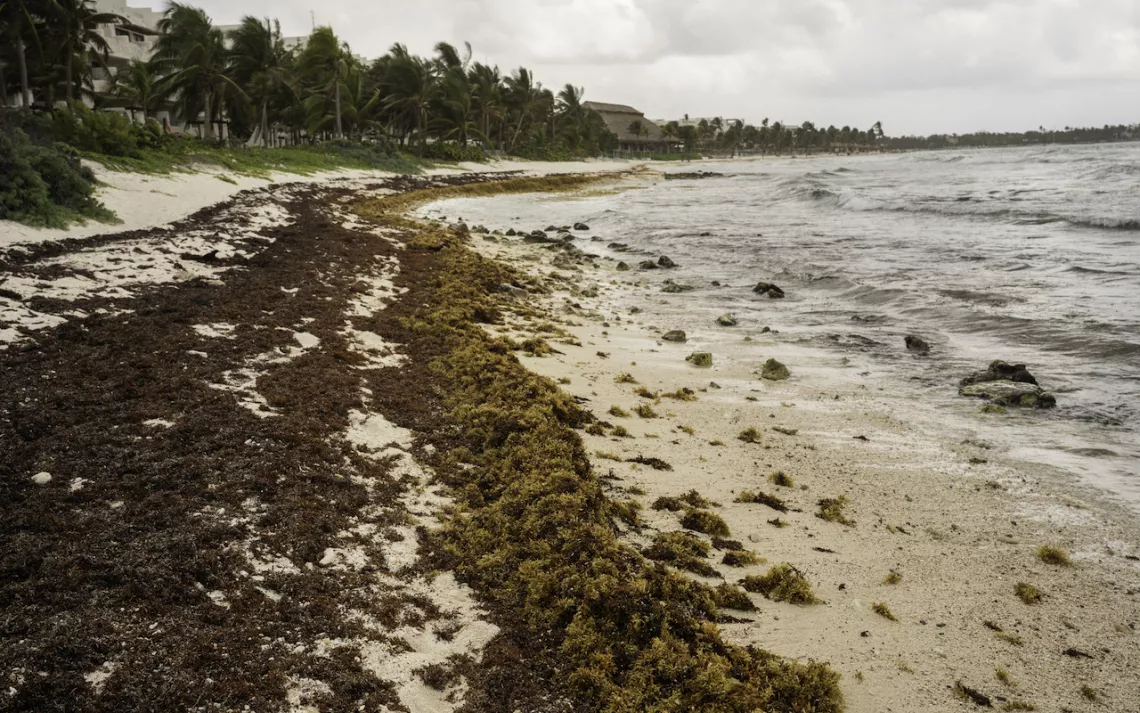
[457,181,1140,712]
[2,167,1137,712]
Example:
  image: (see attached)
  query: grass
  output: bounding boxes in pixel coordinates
[816,496,855,527]
[1015,582,1043,605]
[1036,545,1071,566]
[740,564,821,605]
[737,427,762,443]
[871,602,897,621]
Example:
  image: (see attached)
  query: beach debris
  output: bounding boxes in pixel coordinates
[686,352,712,367]
[1015,582,1043,604]
[607,241,630,251]
[709,381,721,389]
[662,282,695,293]
[681,509,731,537]
[740,563,821,604]
[761,358,790,381]
[643,531,718,577]
[660,329,686,342]
[953,681,993,707]
[574,222,589,231]
[1036,545,1071,566]
[772,427,798,436]
[872,602,898,621]
[753,281,786,298]
[638,260,660,270]
[817,495,855,526]
[961,360,1038,386]
[712,583,757,611]
[959,380,1056,409]
[1064,648,1093,659]
[616,261,630,271]
[905,334,931,353]
[737,427,762,443]
[30,472,52,486]
[657,255,677,268]
[664,171,721,180]
[627,455,672,471]
[735,490,788,512]
[716,314,738,326]
[181,249,220,263]
[710,280,721,287]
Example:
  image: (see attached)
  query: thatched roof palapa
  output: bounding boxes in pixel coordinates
[584,101,668,144]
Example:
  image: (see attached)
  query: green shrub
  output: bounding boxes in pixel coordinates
[0,130,52,223]
[51,104,140,157]
[420,141,487,162]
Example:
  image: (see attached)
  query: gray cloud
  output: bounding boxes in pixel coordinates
[143,0,1140,134]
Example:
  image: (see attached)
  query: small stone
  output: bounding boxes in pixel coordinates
[761,358,790,381]
[662,283,694,293]
[574,222,589,231]
[31,472,52,486]
[716,314,738,327]
[638,260,660,270]
[709,382,721,389]
[616,261,630,271]
[657,255,677,268]
[687,352,713,368]
[905,335,931,354]
[662,330,687,343]
[753,281,785,298]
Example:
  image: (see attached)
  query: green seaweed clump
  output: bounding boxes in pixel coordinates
[722,550,764,567]
[816,495,855,527]
[1036,545,1071,566]
[519,337,552,356]
[712,583,757,611]
[615,372,639,384]
[634,386,658,399]
[768,471,794,487]
[608,405,630,418]
[633,403,660,419]
[740,564,821,605]
[883,571,902,585]
[761,358,790,381]
[737,427,762,444]
[872,602,897,621]
[609,499,644,529]
[1014,582,1042,605]
[662,387,699,401]
[681,509,731,537]
[644,531,719,578]
[735,490,788,512]
[611,425,632,438]
[686,351,713,368]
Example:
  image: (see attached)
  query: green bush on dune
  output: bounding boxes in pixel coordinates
[0,125,115,228]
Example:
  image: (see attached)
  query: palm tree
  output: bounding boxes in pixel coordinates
[1,0,43,106]
[54,0,123,104]
[468,61,502,149]
[298,26,353,138]
[154,3,239,141]
[107,58,162,121]
[383,54,437,153]
[228,16,293,146]
[503,67,543,151]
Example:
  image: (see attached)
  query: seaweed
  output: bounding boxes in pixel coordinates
[611,425,632,438]
[633,403,660,419]
[610,499,644,529]
[661,388,698,402]
[634,386,659,399]
[767,518,788,528]
[740,564,821,605]
[954,681,993,707]
[681,509,731,537]
[737,427,762,443]
[816,496,855,527]
[712,584,758,611]
[644,531,719,578]
[995,666,1016,688]
[608,405,631,418]
[1002,703,1036,711]
[872,602,897,621]
[615,373,639,384]
[768,471,795,488]
[722,550,764,567]
[1036,545,1071,566]
[627,456,673,471]
[735,490,788,512]
[1014,582,1042,605]
[1079,685,1099,702]
[595,450,623,461]
[652,496,686,512]
[883,571,902,585]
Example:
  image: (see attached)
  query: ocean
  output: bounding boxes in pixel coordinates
[420,144,1140,510]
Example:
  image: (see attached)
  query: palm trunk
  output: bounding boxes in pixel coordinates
[334,80,343,138]
[65,36,74,104]
[16,36,31,107]
[203,93,215,141]
[0,63,8,106]
[261,98,269,147]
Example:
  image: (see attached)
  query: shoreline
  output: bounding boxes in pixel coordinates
[444,179,1140,711]
[0,169,1136,712]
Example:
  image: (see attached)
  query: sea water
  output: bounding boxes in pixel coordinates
[421,144,1140,511]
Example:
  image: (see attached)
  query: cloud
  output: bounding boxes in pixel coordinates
[137,0,1140,134]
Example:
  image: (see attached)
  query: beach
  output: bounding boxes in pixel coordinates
[1,162,1138,713]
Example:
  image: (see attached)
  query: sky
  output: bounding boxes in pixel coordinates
[137,0,1140,136]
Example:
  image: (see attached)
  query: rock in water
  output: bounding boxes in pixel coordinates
[574,222,589,231]
[753,281,786,298]
[505,228,517,236]
[687,352,713,367]
[761,358,790,381]
[616,261,630,272]
[960,360,1038,387]
[959,381,1056,409]
[639,260,660,270]
[717,314,738,326]
[662,283,695,293]
[905,335,931,353]
[658,255,677,268]
[31,472,52,486]
[662,330,687,343]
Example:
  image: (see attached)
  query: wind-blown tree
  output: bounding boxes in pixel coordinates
[154,3,240,141]
[431,71,483,146]
[468,61,503,149]
[297,26,353,138]
[383,52,438,153]
[503,67,543,152]
[53,0,123,104]
[107,58,162,121]
[228,17,293,146]
[1,0,46,106]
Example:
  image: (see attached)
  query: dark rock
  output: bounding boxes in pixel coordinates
[181,249,219,263]
[710,280,721,287]
[960,360,1038,387]
[662,330,687,343]
[639,260,660,270]
[505,228,517,236]
[753,281,785,299]
[574,222,589,231]
[545,225,558,232]
[959,381,1056,409]
[716,314,738,327]
[616,261,630,272]
[905,335,931,354]
[658,255,677,268]
[761,359,790,381]
[456,223,470,233]
[662,283,694,293]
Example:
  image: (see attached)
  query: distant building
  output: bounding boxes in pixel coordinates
[584,101,678,153]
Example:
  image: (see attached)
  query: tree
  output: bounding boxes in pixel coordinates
[228,17,293,146]
[468,62,503,149]
[107,58,162,121]
[53,0,123,104]
[503,67,543,151]
[383,53,437,153]
[1,0,44,106]
[154,3,240,141]
[298,26,353,138]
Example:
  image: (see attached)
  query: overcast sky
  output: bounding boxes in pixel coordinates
[139,0,1140,136]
